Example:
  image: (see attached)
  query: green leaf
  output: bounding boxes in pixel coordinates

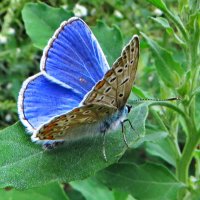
[22,2,73,49]
[0,104,148,189]
[151,17,172,32]
[96,162,183,200]
[92,21,123,66]
[0,182,69,200]
[70,177,115,200]
[145,135,177,166]
[71,177,136,200]
[146,0,168,12]
[141,32,184,88]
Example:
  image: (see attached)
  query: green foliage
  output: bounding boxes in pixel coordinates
[0,182,69,200]
[22,2,73,49]
[0,104,148,189]
[96,162,183,200]
[92,22,123,66]
[0,0,200,200]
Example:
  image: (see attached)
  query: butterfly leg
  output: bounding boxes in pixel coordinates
[120,121,129,148]
[102,131,108,162]
[122,119,135,131]
[122,119,139,137]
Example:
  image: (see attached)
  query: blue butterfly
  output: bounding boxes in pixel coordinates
[18,17,139,160]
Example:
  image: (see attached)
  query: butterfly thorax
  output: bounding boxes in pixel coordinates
[100,105,128,133]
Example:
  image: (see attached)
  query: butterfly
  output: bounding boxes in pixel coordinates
[18,17,139,161]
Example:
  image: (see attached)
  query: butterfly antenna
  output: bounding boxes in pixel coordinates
[132,97,181,102]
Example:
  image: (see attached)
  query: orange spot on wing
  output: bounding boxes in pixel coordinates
[105,70,113,77]
[45,135,54,140]
[96,80,106,89]
[73,108,80,113]
[59,116,66,120]
[43,123,57,134]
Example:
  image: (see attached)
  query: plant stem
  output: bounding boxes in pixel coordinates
[177,130,199,183]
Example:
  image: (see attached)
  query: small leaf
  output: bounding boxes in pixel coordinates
[145,135,177,166]
[146,0,168,12]
[22,2,73,49]
[0,182,69,200]
[0,104,148,189]
[96,162,183,200]
[151,17,172,30]
[141,32,184,88]
[70,177,115,200]
[92,21,123,66]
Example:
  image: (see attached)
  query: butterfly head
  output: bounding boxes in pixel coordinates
[126,104,132,113]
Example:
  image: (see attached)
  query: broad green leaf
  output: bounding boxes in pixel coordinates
[141,32,183,88]
[113,190,129,200]
[146,0,168,12]
[0,182,69,200]
[96,162,183,200]
[70,177,115,200]
[22,2,73,49]
[0,103,148,189]
[92,21,123,66]
[131,86,148,99]
[71,177,136,200]
[145,135,177,166]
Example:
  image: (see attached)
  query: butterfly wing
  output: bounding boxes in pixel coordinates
[32,104,116,142]
[83,35,139,109]
[18,73,82,132]
[18,17,110,132]
[41,17,110,96]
